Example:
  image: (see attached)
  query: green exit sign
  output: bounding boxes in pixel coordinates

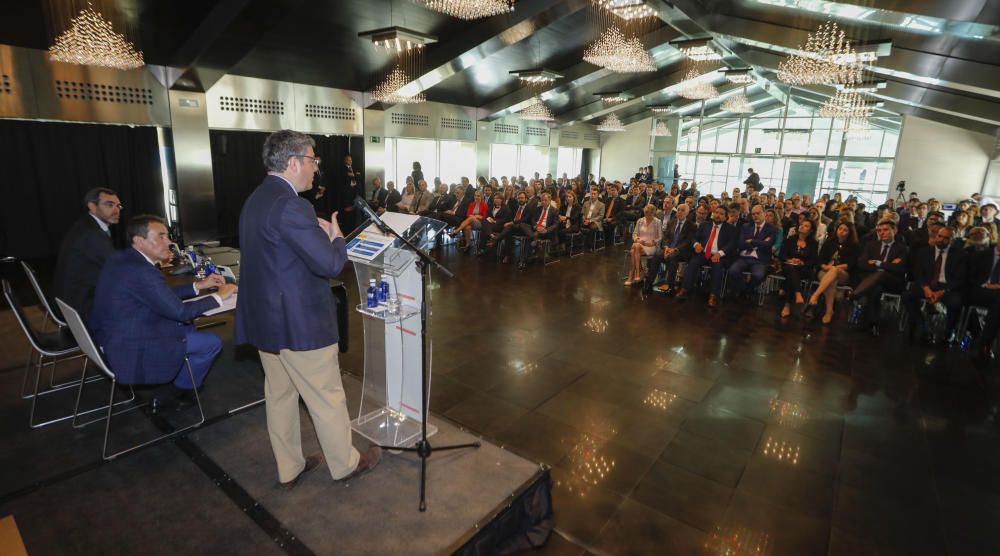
[370,136,381,144]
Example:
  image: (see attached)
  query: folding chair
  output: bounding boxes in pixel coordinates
[57,299,204,460]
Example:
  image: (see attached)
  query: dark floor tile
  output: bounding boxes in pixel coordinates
[443,392,529,438]
[755,425,840,478]
[536,391,627,440]
[832,482,948,555]
[630,460,733,532]
[736,455,836,519]
[592,498,706,556]
[659,430,752,488]
[429,375,477,414]
[494,411,581,466]
[722,490,831,556]
[680,404,766,453]
[557,438,656,497]
[647,370,715,402]
[549,466,624,546]
[936,478,1000,556]
[486,360,586,410]
[511,531,585,556]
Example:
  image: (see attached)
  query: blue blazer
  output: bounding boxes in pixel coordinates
[735,222,779,264]
[693,221,738,262]
[235,175,348,352]
[89,248,219,385]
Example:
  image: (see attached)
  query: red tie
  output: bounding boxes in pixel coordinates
[537,208,548,227]
[515,206,524,221]
[705,224,719,260]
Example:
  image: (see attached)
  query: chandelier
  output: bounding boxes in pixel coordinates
[49,2,144,70]
[777,20,862,85]
[518,98,554,121]
[596,113,626,132]
[721,67,754,84]
[594,0,656,20]
[722,90,754,114]
[819,89,872,119]
[651,121,672,137]
[414,0,515,20]
[670,38,721,62]
[372,65,426,104]
[676,69,719,100]
[584,27,655,73]
[359,27,437,54]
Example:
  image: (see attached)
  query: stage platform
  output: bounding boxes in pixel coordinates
[0,307,551,555]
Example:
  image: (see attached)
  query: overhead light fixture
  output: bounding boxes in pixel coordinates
[510,69,563,85]
[777,20,862,85]
[651,120,672,137]
[372,65,426,104]
[720,67,754,84]
[595,0,656,20]
[413,0,515,20]
[646,104,672,114]
[48,2,144,70]
[835,79,888,93]
[358,27,438,53]
[597,92,634,105]
[518,97,554,121]
[670,38,721,61]
[831,39,893,64]
[722,91,754,114]
[597,113,626,132]
[584,26,655,73]
[676,69,719,100]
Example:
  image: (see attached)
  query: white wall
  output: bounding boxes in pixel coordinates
[889,115,995,202]
[599,117,651,181]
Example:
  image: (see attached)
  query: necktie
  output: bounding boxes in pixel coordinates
[537,208,548,227]
[671,221,681,248]
[754,224,760,237]
[606,199,614,219]
[515,206,524,221]
[990,255,1000,284]
[931,249,943,288]
[879,243,889,262]
[705,224,719,260]
[413,192,423,211]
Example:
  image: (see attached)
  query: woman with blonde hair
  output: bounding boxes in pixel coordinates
[625,204,661,286]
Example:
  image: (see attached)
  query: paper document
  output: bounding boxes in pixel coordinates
[185,293,237,316]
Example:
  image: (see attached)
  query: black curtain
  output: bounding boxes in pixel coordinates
[209,130,360,245]
[0,119,165,259]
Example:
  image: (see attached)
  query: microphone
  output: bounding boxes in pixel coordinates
[354,197,392,235]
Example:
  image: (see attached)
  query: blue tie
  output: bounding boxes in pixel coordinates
[671,222,681,247]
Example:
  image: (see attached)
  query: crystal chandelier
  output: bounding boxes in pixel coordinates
[595,0,656,20]
[414,0,515,20]
[651,120,672,137]
[670,38,721,62]
[819,89,872,119]
[596,113,626,132]
[49,2,143,70]
[584,27,655,73]
[777,20,861,85]
[359,27,437,54]
[372,65,426,104]
[676,69,719,100]
[722,90,754,114]
[721,67,754,84]
[518,97,554,121]
[598,92,633,105]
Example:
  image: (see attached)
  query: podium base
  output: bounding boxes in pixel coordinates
[351,406,437,448]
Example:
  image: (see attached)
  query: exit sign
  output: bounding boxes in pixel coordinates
[370,136,381,143]
[754,147,762,154]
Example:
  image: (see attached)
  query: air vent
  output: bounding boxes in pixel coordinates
[2,74,11,95]
[562,131,579,139]
[584,132,600,141]
[54,80,153,105]
[219,96,284,115]
[304,104,356,120]
[494,122,520,135]
[391,112,430,127]
[440,116,473,131]
[525,126,548,138]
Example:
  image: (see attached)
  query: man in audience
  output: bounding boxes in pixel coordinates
[602,184,623,245]
[727,205,778,299]
[645,203,695,294]
[903,226,965,344]
[677,206,737,308]
[744,168,761,192]
[53,187,121,320]
[89,214,235,411]
[850,220,908,336]
[489,191,534,263]
[366,177,388,212]
[422,182,454,217]
[519,191,559,269]
[581,188,606,248]
[237,130,380,489]
[409,179,433,215]
[968,239,1000,365]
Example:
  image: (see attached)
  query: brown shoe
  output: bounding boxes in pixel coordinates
[278,454,322,490]
[337,446,382,482]
[674,288,688,300]
[707,294,718,308]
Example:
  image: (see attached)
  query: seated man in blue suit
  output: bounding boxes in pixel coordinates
[677,206,738,308]
[726,205,778,298]
[89,215,237,408]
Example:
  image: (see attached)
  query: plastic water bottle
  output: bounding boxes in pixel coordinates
[960,332,973,351]
[186,245,198,265]
[204,257,217,276]
[848,304,862,325]
[377,277,390,303]
[366,279,379,308]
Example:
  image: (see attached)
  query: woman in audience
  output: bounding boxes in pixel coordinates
[805,220,858,324]
[396,181,415,212]
[765,208,784,261]
[668,183,680,205]
[950,209,972,242]
[449,190,490,250]
[625,204,662,286]
[779,218,818,318]
[806,207,827,241]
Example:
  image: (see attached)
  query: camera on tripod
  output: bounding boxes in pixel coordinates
[896,180,906,193]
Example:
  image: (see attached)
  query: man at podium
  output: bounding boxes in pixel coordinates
[236,130,382,489]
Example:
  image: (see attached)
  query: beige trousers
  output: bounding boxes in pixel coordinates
[258,344,360,482]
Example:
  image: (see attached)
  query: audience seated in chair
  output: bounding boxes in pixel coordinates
[779,219,818,318]
[849,219,909,336]
[645,203,695,294]
[903,226,966,344]
[727,205,778,300]
[806,220,859,324]
[677,206,737,308]
[625,204,661,286]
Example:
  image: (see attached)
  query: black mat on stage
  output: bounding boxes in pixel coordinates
[186,374,548,555]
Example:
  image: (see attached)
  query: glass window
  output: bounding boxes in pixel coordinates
[780,129,811,155]
[557,147,583,179]
[395,138,437,187]
[438,141,476,186]
[716,125,739,153]
[383,138,397,187]
[490,144,519,180]
[519,146,550,178]
[880,129,900,158]
[806,128,831,156]
[843,129,884,157]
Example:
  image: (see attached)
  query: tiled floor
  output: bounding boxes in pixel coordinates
[4,241,1000,555]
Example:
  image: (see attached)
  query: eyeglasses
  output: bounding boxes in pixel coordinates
[294,154,322,167]
[101,201,124,209]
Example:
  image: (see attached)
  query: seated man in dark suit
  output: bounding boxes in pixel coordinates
[850,219,908,336]
[519,191,560,269]
[367,177,388,212]
[967,240,1000,364]
[89,215,236,408]
[421,183,455,217]
[487,191,533,263]
[53,187,121,321]
[601,185,624,245]
[677,206,737,308]
[726,205,778,298]
[903,226,965,343]
[377,181,401,215]
[645,203,695,293]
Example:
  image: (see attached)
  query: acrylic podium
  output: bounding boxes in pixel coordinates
[347,213,447,448]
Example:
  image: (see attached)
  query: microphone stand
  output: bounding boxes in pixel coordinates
[353,199,478,512]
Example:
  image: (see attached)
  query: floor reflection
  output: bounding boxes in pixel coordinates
[704,525,772,556]
[558,433,616,499]
[769,398,809,427]
[762,436,801,466]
